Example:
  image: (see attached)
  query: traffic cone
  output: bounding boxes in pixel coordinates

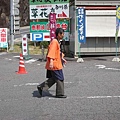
[16,53,27,74]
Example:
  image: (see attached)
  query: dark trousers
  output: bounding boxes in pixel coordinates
[40,78,64,96]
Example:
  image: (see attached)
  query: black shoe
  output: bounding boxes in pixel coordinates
[37,85,42,97]
[56,95,67,98]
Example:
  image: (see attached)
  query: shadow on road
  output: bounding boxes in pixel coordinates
[32,90,54,98]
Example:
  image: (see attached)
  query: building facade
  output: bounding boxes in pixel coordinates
[69,0,120,56]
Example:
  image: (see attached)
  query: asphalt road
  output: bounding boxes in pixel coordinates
[0,53,120,120]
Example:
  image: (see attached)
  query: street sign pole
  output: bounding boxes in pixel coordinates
[76,7,84,63]
[115,29,119,57]
[9,0,14,51]
[112,5,120,62]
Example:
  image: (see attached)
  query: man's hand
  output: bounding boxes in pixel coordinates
[62,58,67,64]
[49,59,53,69]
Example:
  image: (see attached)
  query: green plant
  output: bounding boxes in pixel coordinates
[40,41,49,48]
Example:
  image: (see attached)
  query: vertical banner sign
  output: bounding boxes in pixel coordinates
[49,12,56,41]
[77,8,86,43]
[0,28,8,48]
[13,0,20,34]
[22,34,28,56]
[115,6,120,43]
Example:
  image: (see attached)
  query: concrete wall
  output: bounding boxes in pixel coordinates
[79,37,120,55]
[69,5,76,55]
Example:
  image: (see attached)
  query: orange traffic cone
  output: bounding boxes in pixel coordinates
[16,53,27,74]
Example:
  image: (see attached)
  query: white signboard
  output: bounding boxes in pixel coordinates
[0,28,8,48]
[30,4,69,19]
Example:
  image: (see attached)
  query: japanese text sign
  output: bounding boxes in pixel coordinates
[0,28,7,43]
[49,12,56,41]
[30,21,69,32]
[77,8,86,43]
[29,0,69,5]
[0,28,8,48]
[30,4,69,19]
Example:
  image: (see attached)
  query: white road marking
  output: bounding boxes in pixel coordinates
[25,83,39,86]
[86,96,120,99]
[1,96,120,102]
[14,83,39,87]
[48,96,120,100]
[25,59,38,63]
[4,58,12,60]
[0,52,7,55]
[14,82,75,87]
[64,82,73,84]
[96,65,106,69]
[95,65,120,71]
[13,56,20,58]
[105,68,120,71]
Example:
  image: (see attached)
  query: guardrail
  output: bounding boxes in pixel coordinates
[8,26,30,39]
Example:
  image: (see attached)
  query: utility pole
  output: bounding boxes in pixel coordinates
[9,0,14,50]
[9,0,20,50]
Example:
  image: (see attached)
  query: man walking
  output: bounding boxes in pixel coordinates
[37,28,67,98]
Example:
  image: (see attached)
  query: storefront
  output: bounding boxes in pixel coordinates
[69,0,120,56]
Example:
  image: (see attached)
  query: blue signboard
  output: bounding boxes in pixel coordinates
[0,42,8,48]
[77,8,86,43]
[32,33,43,41]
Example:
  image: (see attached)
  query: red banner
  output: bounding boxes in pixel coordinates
[49,12,56,41]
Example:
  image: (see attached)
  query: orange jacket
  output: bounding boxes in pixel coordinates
[45,39,64,70]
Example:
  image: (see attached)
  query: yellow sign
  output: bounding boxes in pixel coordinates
[116,6,120,19]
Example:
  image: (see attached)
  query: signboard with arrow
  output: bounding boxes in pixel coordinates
[30,4,69,19]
